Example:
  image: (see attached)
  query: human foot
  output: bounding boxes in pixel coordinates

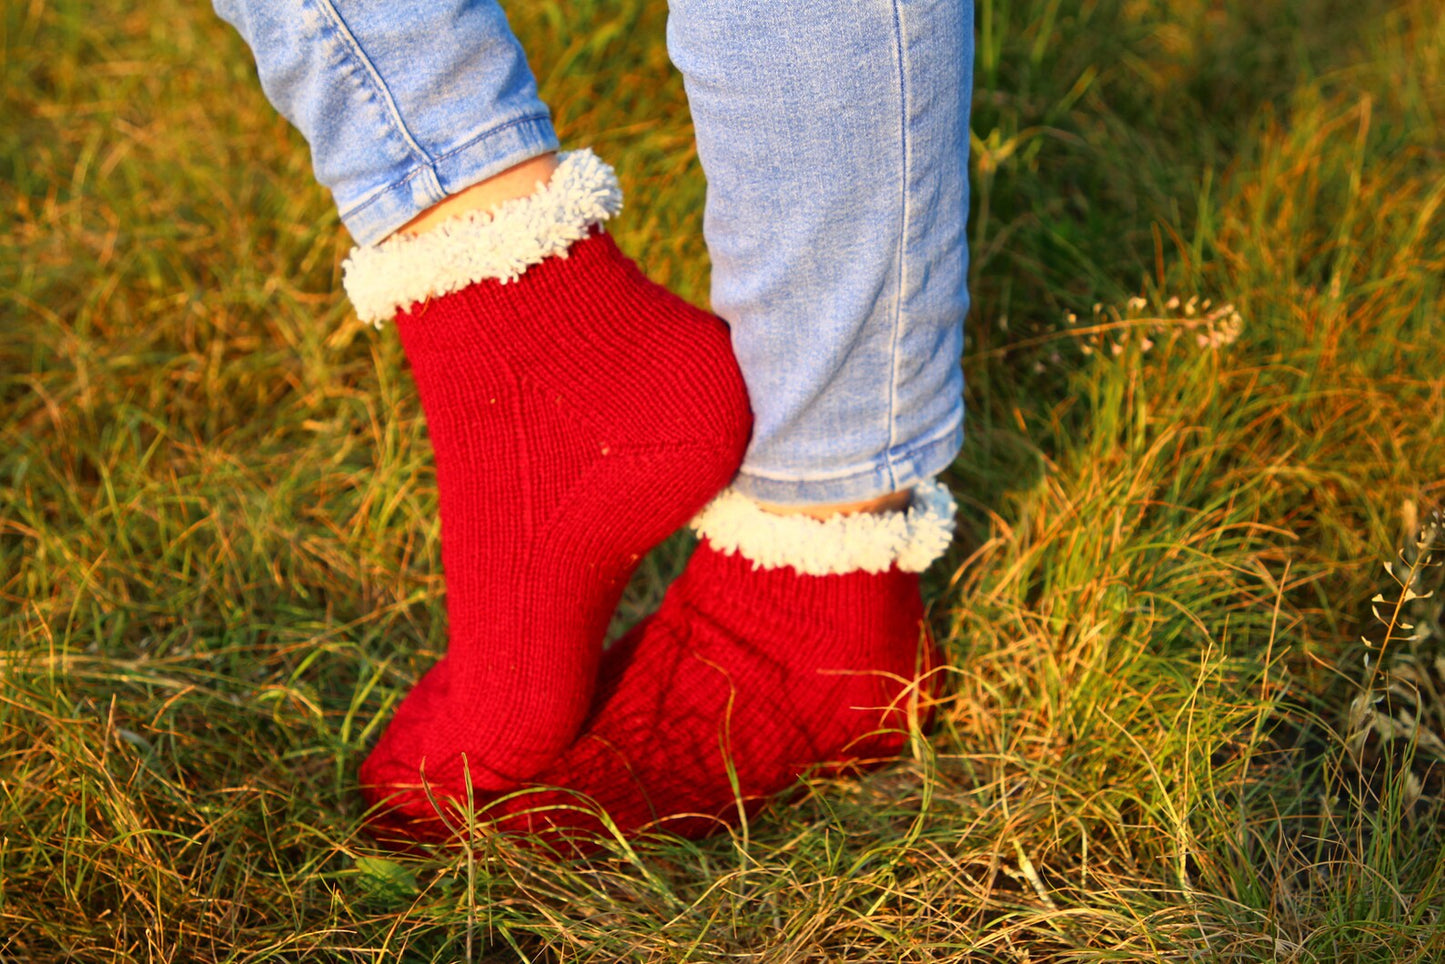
[349,151,752,800]
[369,480,955,849]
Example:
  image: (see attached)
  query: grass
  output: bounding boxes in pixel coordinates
[3,0,1444,959]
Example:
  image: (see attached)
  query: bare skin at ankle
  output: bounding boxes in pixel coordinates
[389,153,560,240]
[756,490,912,520]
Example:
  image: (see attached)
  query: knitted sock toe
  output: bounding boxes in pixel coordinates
[414,481,956,850]
[350,151,752,807]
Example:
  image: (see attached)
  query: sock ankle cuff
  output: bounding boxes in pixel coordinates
[690,479,957,576]
[341,149,624,325]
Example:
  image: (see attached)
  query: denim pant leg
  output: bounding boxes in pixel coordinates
[220,1,973,505]
[213,0,558,245]
[668,0,974,505]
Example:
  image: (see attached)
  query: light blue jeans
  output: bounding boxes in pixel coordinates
[214,0,974,506]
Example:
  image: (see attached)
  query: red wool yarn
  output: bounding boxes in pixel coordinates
[369,540,943,853]
[358,229,752,802]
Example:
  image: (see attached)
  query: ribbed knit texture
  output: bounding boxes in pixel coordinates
[367,539,941,849]
[358,229,752,801]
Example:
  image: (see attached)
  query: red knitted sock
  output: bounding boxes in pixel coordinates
[345,151,751,801]
[367,481,956,849]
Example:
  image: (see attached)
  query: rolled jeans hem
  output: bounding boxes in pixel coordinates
[730,416,963,506]
[339,114,559,246]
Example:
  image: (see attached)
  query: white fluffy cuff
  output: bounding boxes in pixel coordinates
[341,149,623,325]
[691,479,957,576]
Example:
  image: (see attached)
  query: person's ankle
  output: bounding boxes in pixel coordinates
[754,489,912,520]
[388,153,560,240]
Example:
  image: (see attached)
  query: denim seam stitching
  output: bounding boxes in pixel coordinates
[310,0,438,183]
[339,165,433,222]
[340,113,554,222]
[886,0,912,494]
[427,112,556,167]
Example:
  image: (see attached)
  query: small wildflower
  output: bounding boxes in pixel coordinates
[1218,320,1242,346]
[1066,311,1078,324]
[1343,504,1445,805]
[1185,295,1198,316]
[1140,338,1154,352]
[1110,342,1124,356]
[1127,296,1147,312]
[1081,344,1094,356]
[1166,296,1181,310]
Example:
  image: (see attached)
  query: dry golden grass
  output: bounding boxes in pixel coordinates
[3,0,1443,960]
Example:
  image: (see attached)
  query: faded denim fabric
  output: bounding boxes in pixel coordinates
[212,0,558,246]
[217,0,973,505]
[669,0,973,503]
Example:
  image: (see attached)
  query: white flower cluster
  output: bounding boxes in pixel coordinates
[1032,294,1245,372]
